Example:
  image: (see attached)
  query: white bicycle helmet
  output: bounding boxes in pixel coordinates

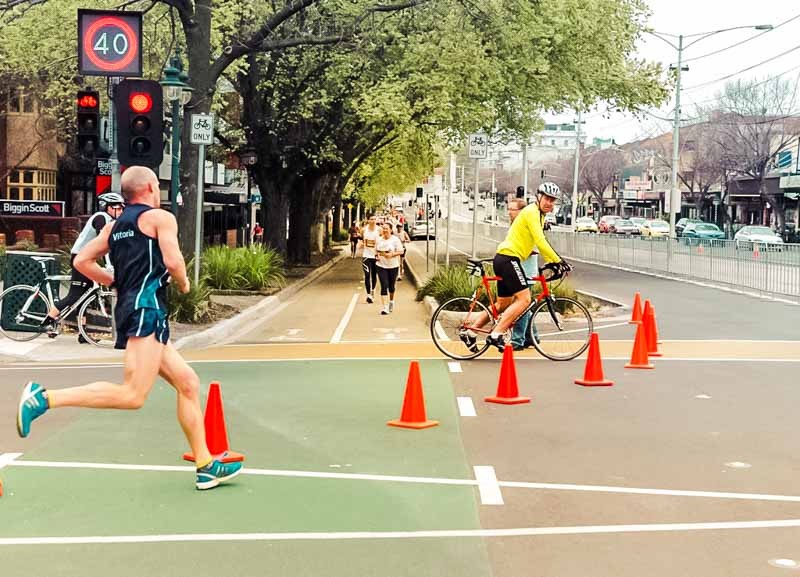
[98,192,125,207]
[537,182,561,199]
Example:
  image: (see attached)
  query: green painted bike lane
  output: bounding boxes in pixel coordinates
[0,360,492,577]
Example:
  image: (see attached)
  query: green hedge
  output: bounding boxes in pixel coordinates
[202,245,286,291]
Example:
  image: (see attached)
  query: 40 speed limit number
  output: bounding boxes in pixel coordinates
[78,10,143,77]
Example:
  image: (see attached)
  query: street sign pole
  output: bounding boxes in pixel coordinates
[190,113,214,286]
[109,78,121,195]
[468,133,488,259]
[194,143,205,286]
[425,193,430,272]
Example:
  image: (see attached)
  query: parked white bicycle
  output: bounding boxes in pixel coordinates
[0,255,116,347]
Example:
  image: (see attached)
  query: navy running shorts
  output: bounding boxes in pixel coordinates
[115,307,170,350]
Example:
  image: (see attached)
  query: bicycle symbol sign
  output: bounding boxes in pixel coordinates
[468,133,488,159]
[190,114,214,145]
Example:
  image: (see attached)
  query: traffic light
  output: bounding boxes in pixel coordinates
[416,187,424,198]
[116,79,163,168]
[77,90,100,157]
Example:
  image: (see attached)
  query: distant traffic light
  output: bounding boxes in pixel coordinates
[116,79,163,168]
[77,90,100,157]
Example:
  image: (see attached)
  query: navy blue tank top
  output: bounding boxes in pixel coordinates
[109,204,170,319]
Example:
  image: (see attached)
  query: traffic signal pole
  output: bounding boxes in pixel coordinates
[108,78,121,195]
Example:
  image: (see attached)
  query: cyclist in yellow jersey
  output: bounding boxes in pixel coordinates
[464,182,571,353]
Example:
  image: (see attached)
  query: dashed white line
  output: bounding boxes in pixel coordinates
[330,293,359,344]
[474,465,504,505]
[457,396,476,417]
[448,362,462,373]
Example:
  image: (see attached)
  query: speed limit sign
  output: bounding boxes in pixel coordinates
[78,10,142,77]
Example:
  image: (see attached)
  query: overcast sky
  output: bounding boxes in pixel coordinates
[544,0,800,144]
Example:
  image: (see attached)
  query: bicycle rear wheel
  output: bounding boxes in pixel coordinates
[77,290,116,348]
[430,297,495,360]
[529,296,592,361]
[0,285,49,342]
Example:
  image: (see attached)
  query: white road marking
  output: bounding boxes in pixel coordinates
[448,362,462,373]
[695,394,712,399]
[287,329,303,336]
[4,519,800,546]
[474,466,504,505]
[0,452,23,469]
[769,559,800,569]
[330,293,359,344]
[10,458,800,504]
[457,396,476,417]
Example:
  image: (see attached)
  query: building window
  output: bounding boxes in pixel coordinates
[5,168,56,201]
[4,88,36,116]
[564,139,570,147]
[550,139,556,146]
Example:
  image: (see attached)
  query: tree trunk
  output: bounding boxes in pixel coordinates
[287,179,313,264]
[178,4,213,258]
[259,177,289,254]
[332,200,342,240]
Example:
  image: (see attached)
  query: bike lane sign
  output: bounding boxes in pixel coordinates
[190,114,214,145]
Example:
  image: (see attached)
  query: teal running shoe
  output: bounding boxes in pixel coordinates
[17,381,48,438]
[196,459,243,490]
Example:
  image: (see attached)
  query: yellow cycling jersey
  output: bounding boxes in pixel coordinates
[497,203,560,263]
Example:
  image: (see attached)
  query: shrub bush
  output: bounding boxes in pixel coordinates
[168,270,213,324]
[202,245,286,291]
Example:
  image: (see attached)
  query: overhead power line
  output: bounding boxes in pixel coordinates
[682,11,800,64]
[683,42,800,91]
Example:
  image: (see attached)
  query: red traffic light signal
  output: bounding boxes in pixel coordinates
[116,79,163,168]
[78,93,99,109]
[77,90,100,157]
[129,92,152,114]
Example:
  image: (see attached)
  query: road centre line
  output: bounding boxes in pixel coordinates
[11,459,800,503]
[457,396,476,417]
[474,466,504,505]
[330,293,359,344]
[3,519,800,546]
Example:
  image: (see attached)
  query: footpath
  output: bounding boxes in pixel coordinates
[0,247,350,364]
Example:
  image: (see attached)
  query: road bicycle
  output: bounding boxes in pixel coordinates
[430,260,592,361]
[0,256,116,348]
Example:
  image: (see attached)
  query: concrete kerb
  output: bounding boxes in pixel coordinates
[174,249,348,350]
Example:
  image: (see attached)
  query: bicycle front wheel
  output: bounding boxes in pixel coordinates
[430,297,495,360]
[0,284,49,342]
[529,297,592,361]
[78,290,116,348]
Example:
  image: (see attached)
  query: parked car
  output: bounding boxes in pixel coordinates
[598,215,621,233]
[682,222,725,243]
[410,221,435,240]
[734,226,784,250]
[575,217,598,233]
[641,219,670,238]
[543,213,557,230]
[675,218,702,237]
[610,219,640,235]
[630,217,647,233]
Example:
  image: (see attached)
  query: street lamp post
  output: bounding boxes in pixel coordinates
[160,52,193,215]
[647,24,772,238]
[240,148,258,245]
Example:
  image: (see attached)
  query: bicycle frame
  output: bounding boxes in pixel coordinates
[462,271,554,336]
[14,260,105,327]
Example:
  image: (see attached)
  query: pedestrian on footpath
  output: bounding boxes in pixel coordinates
[376,223,404,315]
[395,223,411,281]
[507,196,538,351]
[348,222,361,258]
[253,222,264,245]
[15,166,242,491]
[359,215,380,303]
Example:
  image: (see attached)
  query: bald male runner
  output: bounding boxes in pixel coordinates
[16,166,242,490]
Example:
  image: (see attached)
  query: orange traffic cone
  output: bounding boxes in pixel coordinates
[183,382,245,463]
[0,478,3,497]
[629,292,643,324]
[625,321,654,369]
[643,300,663,357]
[485,346,531,404]
[753,243,760,259]
[575,333,614,387]
[388,361,439,429]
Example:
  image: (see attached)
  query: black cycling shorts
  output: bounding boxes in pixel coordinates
[493,254,529,297]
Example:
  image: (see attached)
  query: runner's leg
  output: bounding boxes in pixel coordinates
[158,342,212,466]
[47,334,164,409]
